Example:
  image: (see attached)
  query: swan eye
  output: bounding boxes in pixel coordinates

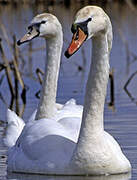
[28,26,32,31]
[88,17,92,22]
[41,20,46,24]
[71,18,92,35]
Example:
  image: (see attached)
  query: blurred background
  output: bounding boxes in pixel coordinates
[0,0,137,179]
[0,0,137,120]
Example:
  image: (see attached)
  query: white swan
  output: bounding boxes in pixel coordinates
[4,13,83,148]
[17,14,83,121]
[7,6,131,175]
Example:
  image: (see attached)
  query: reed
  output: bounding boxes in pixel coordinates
[0,24,27,117]
[124,71,137,105]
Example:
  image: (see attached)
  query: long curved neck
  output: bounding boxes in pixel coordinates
[81,34,110,133]
[35,31,63,120]
[72,33,110,163]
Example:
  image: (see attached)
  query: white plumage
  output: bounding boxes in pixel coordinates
[7,6,131,175]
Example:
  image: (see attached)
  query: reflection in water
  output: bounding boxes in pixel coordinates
[7,172,131,180]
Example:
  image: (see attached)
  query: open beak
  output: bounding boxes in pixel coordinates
[65,27,87,58]
[17,27,39,46]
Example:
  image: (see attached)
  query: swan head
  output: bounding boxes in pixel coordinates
[17,13,62,45]
[65,6,111,58]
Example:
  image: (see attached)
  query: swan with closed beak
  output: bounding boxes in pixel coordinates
[4,13,83,148]
[65,5,131,175]
[17,13,82,121]
[7,6,131,175]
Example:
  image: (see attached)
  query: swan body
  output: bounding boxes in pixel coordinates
[54,99,83,121]
[3,109,25,148]
[7,6,131,175]
[4,99,82,148]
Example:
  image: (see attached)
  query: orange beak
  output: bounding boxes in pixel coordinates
[65,27,87,58]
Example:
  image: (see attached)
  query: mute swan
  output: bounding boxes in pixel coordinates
[7,6,131,175]
[4,13,83,148]
[17,14,82,121]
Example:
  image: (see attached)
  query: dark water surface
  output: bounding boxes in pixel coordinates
[0,1,137,180]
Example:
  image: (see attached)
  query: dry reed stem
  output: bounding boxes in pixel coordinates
[13,35,25,89]
[0,22,27,116]
[0,38,15,97]
[36,68,44,85]
[124,71,137,104]
[108,69,115,111]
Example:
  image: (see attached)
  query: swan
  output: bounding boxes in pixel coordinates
[17,14,83,121]
[4,13,83,148]
[7,6,131,175]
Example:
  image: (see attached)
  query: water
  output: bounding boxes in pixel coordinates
[0,1,137,180]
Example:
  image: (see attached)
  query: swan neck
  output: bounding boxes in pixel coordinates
[82,34,110,132]
[71,33,111,167]
[35,31,63,120]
